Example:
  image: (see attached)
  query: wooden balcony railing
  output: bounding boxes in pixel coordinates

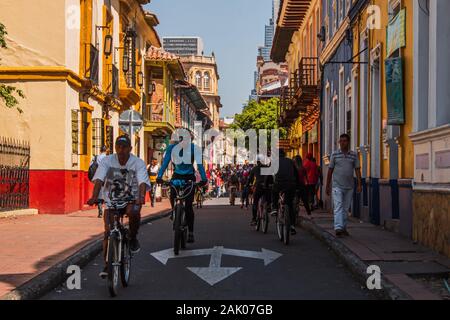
[278,57,320,127]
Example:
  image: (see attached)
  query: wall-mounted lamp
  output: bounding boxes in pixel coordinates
[317,26,326,42]
[104,35,113,57]
[137,71,144,87]
[122,54,129,73]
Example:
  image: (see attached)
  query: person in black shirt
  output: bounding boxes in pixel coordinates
[271,149,300,235]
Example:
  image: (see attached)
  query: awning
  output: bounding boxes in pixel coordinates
[174,80,208,111]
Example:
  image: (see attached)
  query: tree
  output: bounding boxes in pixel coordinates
[0,22,25,113]
[231,98,287,139]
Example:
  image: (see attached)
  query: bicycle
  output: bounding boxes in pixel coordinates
[103,195,135,297]
[256,192,269,233]
[276,191,291,245]
[161,179,199,255]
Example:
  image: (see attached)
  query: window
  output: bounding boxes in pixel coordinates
[333,96,339,151]
[204,72,211,90]
[195,71,202,89]
[326,84,332,154]
[80,110,89,155]
[92,118,105,156]
[71,110,79,155]
[346,86,352,137]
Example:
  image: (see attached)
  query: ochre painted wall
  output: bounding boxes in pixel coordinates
[352,0,414,180]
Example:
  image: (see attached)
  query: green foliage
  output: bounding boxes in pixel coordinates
[231,98,287,139]
[0,22,25,113]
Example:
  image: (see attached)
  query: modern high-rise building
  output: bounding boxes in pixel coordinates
[162,36,204,56]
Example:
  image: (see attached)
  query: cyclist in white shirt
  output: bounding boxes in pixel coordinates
[87,135,150,278]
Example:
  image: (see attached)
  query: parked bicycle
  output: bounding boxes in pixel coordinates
[276,191,291,245]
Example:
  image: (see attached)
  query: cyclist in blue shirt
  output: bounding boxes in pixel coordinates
[157,135,207,243]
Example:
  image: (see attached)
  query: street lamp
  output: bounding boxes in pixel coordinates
[104,35,113,57]
[137,71,144,87]
[122,53,129,73]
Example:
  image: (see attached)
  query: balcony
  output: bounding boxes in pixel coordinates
[143,102,175,135]
[278,57,320,127]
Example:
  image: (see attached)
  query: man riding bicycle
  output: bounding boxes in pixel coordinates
[246,155,267,226]
[87,135,150,278]
[156,133,207,243]
[271,148,300,235]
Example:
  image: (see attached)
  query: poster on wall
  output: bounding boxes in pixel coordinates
[385,57,405,125]
[386,8,406,57]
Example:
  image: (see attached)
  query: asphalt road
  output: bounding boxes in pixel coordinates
[43,198,375,300]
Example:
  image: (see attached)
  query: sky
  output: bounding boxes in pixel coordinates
[144,0,272,117]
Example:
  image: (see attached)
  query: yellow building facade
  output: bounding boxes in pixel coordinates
[350,0,414,236]
[0,0,161,214]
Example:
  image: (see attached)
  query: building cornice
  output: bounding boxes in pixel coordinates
[0,66,122,109]
[409,124,450,143]
[319,18,350,65]
[0,66,84,89]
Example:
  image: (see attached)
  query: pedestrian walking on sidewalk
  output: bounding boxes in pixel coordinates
[303,153,319,211]
[326,134,362,237]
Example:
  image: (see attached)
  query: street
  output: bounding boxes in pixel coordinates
[44,198,374,300]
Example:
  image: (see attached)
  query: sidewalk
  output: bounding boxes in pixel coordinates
[298,209,450,300]
[0,200,171,299]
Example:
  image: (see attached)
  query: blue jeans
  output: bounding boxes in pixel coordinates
[332,187,353,231]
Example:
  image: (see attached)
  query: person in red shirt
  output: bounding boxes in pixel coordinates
[303,153,319,211]
[293,155,312,216]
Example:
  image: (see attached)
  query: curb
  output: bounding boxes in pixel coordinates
[298,216,412,300]
[1,210,171,300]
[0,209,38,219]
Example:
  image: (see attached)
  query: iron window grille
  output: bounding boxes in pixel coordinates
[124,30,137,88]
[92,118,105,156]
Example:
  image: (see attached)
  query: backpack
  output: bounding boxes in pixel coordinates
[88,156,98,182]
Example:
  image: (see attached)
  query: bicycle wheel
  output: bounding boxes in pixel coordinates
[263,201,269,234]
[276,208,284,242]
[173,204,183,255]
[107,233,120,297]
[283,204,290,245]
[120,231,131,287]
[180,206,188,250]
[255,198,263,231]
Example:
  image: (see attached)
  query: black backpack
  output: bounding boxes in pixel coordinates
[88,156,98,182]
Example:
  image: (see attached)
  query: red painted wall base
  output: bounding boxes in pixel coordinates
[29,170,93,214]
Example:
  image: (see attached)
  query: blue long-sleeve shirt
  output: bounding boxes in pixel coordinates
[157,142,207,181]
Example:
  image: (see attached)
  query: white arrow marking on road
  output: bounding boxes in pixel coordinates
[151,247,215,265]
[221,248,282,266]
[150,246,282,286]
[187,247,242,286]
